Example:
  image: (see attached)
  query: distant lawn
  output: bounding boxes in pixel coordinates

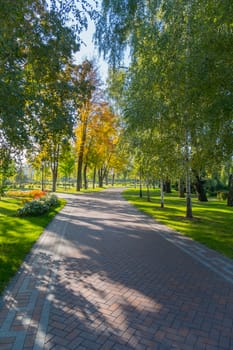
[123,188,233,259]
[55,184,130,194]
[56,186,108,194]
[0,197,66,294]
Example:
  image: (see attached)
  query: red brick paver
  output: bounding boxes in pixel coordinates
[0,188,233,350]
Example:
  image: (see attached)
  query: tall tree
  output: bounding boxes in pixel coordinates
[0,0,99,168]
[73,60,98,191]
[0,0,34,147]
[59,140,75,189]
[96,0,233,213]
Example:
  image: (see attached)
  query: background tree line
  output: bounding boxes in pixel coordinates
[95,0,233,215]
[0,0,126,192]
[1,0,232,207]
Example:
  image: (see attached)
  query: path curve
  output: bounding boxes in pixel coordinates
[0,187,233,350]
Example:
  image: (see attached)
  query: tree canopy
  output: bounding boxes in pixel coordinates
[96,0,233,210]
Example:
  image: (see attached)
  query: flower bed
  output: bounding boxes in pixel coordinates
[6,190,47,199]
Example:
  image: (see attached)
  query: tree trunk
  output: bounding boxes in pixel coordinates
[227,173,233,206]
[111,171,115,186]
[139,169,142,198]
[51,152,58,192]
[146,176,151,202]
[93,166,96,189]
[76,156,83,191]
[186,171,193,218]
[105,170,109,185]
[41,164,45,191]
[51,166,58,192]
[195,174,208,202]
[98,168,104,187]
[164,178,172,193]
[76,116,88,192]
[83,163,88,189]
[160,179,164,208]
[179,178,185,198]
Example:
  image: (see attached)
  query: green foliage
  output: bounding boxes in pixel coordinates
[99,0,233,214]
[0,144,17,197]
[205,175,227,197]
[0,0,98,149]
[0,0,29,146]
[59,140,76,180]
[0,186,5,199]
[49,0,98,39]
[217,191,229,201]
[17,194,59,217]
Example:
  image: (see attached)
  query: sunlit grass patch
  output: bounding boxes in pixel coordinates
[123,188,233,259]
[0,197,66,294]
[56,186,107,194]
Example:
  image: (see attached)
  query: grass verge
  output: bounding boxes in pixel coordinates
[123,188,233,259]
[55,185,116,194]
[0,197,66,294]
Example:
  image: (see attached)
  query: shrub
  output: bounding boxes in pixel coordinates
[21,198,31,205]
[207,190,217,197]
[217,191,228,201]
[17,194,60,216]
[0,186,5,198]
[46,194,59,207]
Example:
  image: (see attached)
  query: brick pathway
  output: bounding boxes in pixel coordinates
[0,188,233,350]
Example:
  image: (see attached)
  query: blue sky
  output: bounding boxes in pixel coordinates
[46,0,109,82]
[75,12,109,83]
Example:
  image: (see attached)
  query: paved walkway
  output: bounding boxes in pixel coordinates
[0,188,233,350]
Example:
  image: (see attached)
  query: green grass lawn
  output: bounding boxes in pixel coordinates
[56,186,108,194]
[0,197,66,294]
[123,188,233,259]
